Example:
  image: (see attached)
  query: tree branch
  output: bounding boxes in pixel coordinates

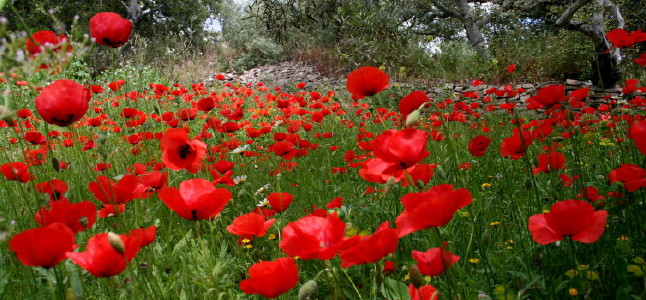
[555,0,593,27]
[604,0,624,29]
[430,0,461,19]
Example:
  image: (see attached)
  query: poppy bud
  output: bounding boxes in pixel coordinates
[97,132,108,145]
[298,280,317,300]
[78,216,89,228]
[383,176,396,194]
[524,178,533,190]
[405,109,421,127]
[434,164,446,180]
[0,105,15,126]
[409,265,423,288]
[107,232,125,255]
[64,288,77,300]
[51,156,60,172]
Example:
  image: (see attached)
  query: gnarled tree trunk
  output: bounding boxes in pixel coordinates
[556,0,622,88]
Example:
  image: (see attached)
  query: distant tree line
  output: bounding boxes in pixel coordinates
[239,0,646,85]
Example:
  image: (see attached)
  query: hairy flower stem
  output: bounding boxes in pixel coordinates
[54,265,67,300]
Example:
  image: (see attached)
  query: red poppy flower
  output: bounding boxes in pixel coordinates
[468,135,491,157]
[160,128,207,173]
[9,223,77,268]
[25,30,71,58]
[108,79,126,91]
[559,174,580,188]
[409,284,439,300]
[267,192,294,212]
[500,130,534,160]
[213,160,235,174]
[35,79,91,127]
[635,53,646,67]
[24,131,47,145]
[359,158,434,186]
[383,260,396,275]
[372,128,429,168]
[507,64,517,73]
[197,97,215,112]
[239,257,299,298]
[137,171,168,199]
[35,200,97,233]
[412,243,459,276]
[90,85,104,93]
[279,213,359,260]
[577,186,605,203]
[226,212,276,240]
[88,174,146,205]
[1,162,32,183]
[528,199,607,245]
[606,28,646,49]
[35,179,69,201]
[17,109,32,118]
[67,232,140,277]
[326,197,343,209]
[128,226,157,248]
[268,141,299,160]
[157,178,232,220]
[532,151,567,175]
[346,66,390,100]
[629,120,646,156]
[89,12,132,48]
[609,164,646,192]
[339,221,399,268]
[396,184,472,237]
[253,207,278,219]
[215,74,226,80]
[527,84,565,109]
[98,204,126,218]
[399,91,429,119]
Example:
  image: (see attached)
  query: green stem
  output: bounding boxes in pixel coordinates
[340,267,363,299]
[53,266,66,300]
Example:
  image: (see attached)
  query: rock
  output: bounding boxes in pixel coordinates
[566,79,583,85]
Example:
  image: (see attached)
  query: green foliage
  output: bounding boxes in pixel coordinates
[5,0,220,42]
[489,29,594,82]
[424,40,494,83]
[219,2,285,71]
[2,0,222,81]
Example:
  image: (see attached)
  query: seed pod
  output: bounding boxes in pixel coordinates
[298,279,317,300]
[405,109,421,127]
[107,232,125,255]
[409,266,423,288]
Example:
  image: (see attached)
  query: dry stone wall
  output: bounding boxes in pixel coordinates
[209,61,640,107]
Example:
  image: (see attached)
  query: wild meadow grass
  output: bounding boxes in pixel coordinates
[1,63,645,299]
[1,17,646,299]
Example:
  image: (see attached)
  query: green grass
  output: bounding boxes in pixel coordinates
[0,59,646,300]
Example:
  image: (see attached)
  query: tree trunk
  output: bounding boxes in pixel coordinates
[456,0,491,60]
[555,0,622,88]
[125,0,144,24]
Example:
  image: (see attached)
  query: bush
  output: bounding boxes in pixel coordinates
[220,2,285,72]
[489,29,593,82]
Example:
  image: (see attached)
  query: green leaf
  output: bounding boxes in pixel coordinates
[380,278,410,300]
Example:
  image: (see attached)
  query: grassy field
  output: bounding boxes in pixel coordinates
[1,42,646,299]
